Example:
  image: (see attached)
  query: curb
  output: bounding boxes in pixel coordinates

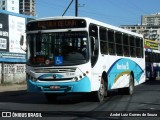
[0,84,27,92]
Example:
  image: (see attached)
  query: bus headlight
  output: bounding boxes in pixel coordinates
[74,77,78,81]
[31,77,37,82]
[74,71,89,82]
[27,74,37,82]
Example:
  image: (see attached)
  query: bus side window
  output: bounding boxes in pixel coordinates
[108,29,115,55]
[136,37,142,58]
[129,36,136,57]
[100,27,108,54]
[89,24,98,67]
[141,38,144,58]
[123,34,130,57]
[115,32,123,56]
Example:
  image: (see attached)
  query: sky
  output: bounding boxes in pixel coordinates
[36,0,160,26]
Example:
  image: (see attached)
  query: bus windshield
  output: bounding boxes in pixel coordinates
[27,31,89,66]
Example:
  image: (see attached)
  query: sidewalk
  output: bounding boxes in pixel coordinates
[0,84,27,92]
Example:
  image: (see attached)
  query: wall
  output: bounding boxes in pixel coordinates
[0,63,26,84]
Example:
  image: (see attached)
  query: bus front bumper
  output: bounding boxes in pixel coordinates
[27,76,91,93]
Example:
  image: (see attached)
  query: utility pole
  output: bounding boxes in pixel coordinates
[75,0,78,16]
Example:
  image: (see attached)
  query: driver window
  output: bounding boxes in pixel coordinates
[89,24,98,67]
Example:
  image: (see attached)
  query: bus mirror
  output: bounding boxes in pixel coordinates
[20,35,26,51]
[20,35,24,46]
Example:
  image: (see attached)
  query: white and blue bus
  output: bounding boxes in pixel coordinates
[20,16,145,102]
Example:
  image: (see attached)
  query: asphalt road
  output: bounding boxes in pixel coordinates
[0,80,160,120]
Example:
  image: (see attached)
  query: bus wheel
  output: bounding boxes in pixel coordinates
[127,74,134,95]
[45,93,58,103]
[92,78,105,102]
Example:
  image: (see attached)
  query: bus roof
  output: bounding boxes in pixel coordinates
[28,16,143,38]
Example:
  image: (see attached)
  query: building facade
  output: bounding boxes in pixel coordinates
[142,13,160,26]
[19,0,35,16]
[0,0,19,13]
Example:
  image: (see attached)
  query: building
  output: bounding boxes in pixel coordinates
[0,0,19,13]
[19,0,36,16]
[0,10,35,84]
[120,13,160,41]
[142,13,160,26]
[0,0,36,16]
[0,0,36,84]
[120,25,160,41]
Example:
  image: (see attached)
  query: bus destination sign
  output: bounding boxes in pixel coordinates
[27,19,86,31]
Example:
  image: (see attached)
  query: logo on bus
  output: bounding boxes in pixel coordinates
[54,56,63,65]
[116,62,129,70]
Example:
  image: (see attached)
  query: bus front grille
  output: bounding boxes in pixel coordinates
[38,78,73,81]
[34,68,76,73]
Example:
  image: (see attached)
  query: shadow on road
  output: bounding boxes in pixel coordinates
[0,90,94,104]
[0,80,159,105]
[0,90,46,104]
[144,79,160,85]
[0,89,120,105]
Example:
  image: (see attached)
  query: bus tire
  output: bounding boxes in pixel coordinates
[126,74,134,95]
[92,77,105,102]
[45,93,58,103]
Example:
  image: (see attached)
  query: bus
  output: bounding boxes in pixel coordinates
[145,39,160,80]
[20,16,145,102]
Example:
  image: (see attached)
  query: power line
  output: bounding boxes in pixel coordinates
[36,1,144,25]
[123,0,149,15]
[37,3,136,25]
[62,0,74,16]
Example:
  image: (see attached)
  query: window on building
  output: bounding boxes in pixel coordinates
[2,1,5,5]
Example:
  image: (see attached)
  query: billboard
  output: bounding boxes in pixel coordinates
[9,15,26,53]
[0,13,9,51]
[144,39,160,51]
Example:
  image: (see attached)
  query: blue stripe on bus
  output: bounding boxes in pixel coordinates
[107,58,144,89]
